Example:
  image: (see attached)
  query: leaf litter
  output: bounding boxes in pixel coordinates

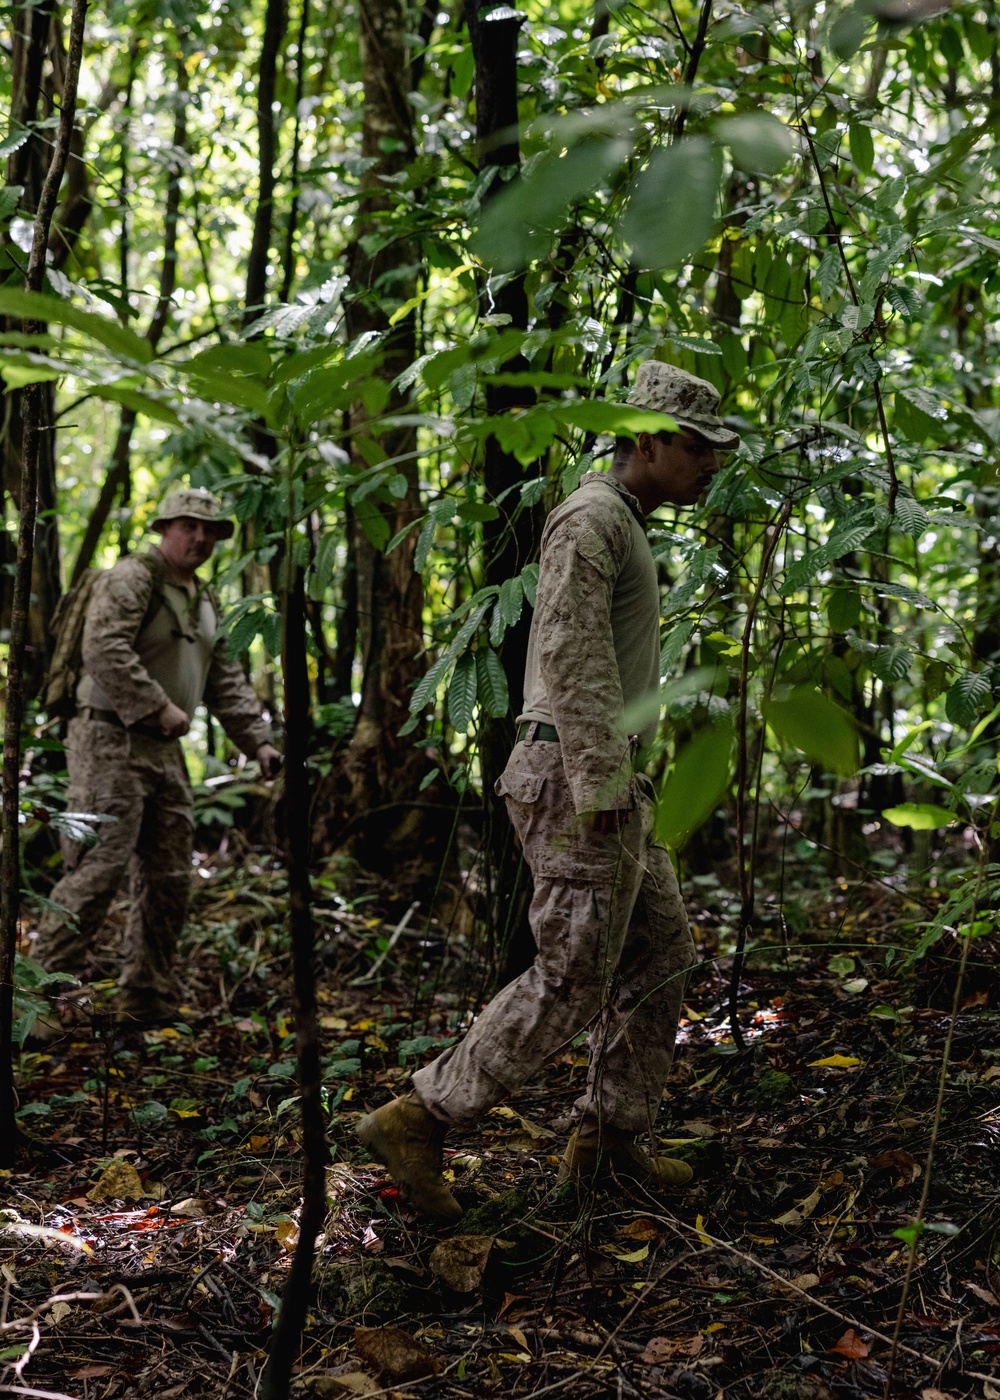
[7,846,1000,1398]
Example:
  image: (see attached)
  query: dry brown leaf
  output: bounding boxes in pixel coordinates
[275,1219,299,1252]
[67,1365,113,1379]
[620,1218,660,1242]
[310,1373,382,1397]
[86,1160,145,1203]
[640,1334,703,1363]
[964,1280,999,1305]
[508,1324,531,1353]
[500,1114,556,1151]
[354,1325,441,1382]
[790,1273,821,1290]
[429,1234,493,1291]
[170,1198,209,1219]
[678,1121,718,1138]
[773,1207,804,1228]
[829,1328,869,1359]
[869,1149,921,1183]
[921,1389,957,1400]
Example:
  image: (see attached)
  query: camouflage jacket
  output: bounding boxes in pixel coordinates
[79,549,274,756]
[518,473,660,815]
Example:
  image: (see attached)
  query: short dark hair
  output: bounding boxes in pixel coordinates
[612,430,674,467]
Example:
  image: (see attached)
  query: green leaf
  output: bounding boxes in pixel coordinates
[892,496,928,539]
[0,287,152,364]
[0,362,61,388]
[656,718,734,848]
[763,689,860,775]
[476,646,509,718]
[882,803,955,830]
[945,671,993,727]
[622,137,722,270]
[886,284,920,320]
[848,122,875,174]
[712,113,793,175]
[870,645,912,685]
[0,185,23,221]
[354,497,390,551]
[448,652,477,734]
[827,589,862,633]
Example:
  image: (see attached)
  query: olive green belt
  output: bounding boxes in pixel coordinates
[516,721,559,743]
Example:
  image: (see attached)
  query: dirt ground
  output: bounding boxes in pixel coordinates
[5,845,1000,1400]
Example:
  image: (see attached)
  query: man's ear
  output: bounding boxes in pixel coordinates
[635,430,656,462]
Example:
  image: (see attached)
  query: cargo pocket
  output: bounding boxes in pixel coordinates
[495,770,545,804]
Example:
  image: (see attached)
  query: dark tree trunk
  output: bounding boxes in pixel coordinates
[465,1,542,982]
[1,0,89,1171]
[245,0,288,326]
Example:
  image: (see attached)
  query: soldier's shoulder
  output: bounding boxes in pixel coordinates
[99,553,160,598]
[545,477,634,544]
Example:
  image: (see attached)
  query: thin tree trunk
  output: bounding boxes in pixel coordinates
[260,557,327,1400]
[245,0,288,327]
[1,0,89,1170]
[280,0,310,304]
[465,1,541,982]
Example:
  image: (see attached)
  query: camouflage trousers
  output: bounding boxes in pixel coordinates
[412,737,696,1135]
[33,718,194,998]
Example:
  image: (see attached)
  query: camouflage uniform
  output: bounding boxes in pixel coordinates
[413,473,697,1135]
[34,548,273,997]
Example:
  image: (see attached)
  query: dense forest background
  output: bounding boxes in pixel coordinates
[3,0,1000,1395]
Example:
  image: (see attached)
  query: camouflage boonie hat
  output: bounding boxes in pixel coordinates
[152,487,235,540]
[627,361,741,450]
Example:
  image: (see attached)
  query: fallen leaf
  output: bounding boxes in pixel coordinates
[45,1301,72,1325]
[983,1066,1000,1083]
[604,1243,649,1263]
[275,1220,299,1252]
[170,1198,209,1219]
[319,1015,349,1031]
[87,1160,145,1203]
[921,1390,957,1400]
[869,1149,921,1183]
[310,1373,381,1397]
[678,1120,718,1138]
[773,1208,804,1228]
[354,1324,441,1382]
[809,1055,863,1069]
[499,1114,556,1151]
[790,1273,821,1290]
[67,1366,113,1379]
[695,1214,713,1246]
[964,1281,999,1306]
[640,1334,703,1363]
[620,1218,660,1242]
[797,1187,822,1219]
[429,1234,493,1291]
[508,1324,531,1353]
[829,1328,869,1359]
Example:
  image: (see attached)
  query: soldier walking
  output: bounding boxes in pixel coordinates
[33,488,281,1027]
[358,362,740,1218]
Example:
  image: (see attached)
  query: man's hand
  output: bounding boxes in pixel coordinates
[590,809,629,834]
[158,701,190,738]
[257,743,282,779]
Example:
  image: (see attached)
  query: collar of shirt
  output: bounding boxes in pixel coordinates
[579,471,646,528]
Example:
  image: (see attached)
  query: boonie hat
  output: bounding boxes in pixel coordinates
[627,361,741,450]
[152,487,235,540]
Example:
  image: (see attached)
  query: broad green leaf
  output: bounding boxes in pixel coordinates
[712,113,793,175]
[548,401,677,436]
[891,496,928,539]
[622,137,722,269]
[354,497,390,551]
[848,122,874,174]
[0,185,23,221]
[0,362,61,388]
[870,645,912,685]
[656,718,734,848]
[409,601,491,714]
[886,284,920,320]
[0,287,152,364]
[188,342,272,377]
[474,130,633,270]
[496,575,524,630]
[183,364,270,415]
[945,671,993,727]
[94,385,181,426]
[448,653,477,733]
[763,689,859,775]
[882,803,955,830]
[827,589,862,633]
[476,646,509,718]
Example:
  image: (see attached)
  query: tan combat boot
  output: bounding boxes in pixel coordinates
[356,1092,463,1222]
[560,1120,693,1191]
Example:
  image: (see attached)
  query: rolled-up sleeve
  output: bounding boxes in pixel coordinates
[534,505,634,815]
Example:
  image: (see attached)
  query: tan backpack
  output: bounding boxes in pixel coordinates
[43,554,169,719]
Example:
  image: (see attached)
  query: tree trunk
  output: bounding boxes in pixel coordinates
[1,0,89,1171]
[335,0,432,882]
[245,0,288,327]
[466,1,542,981]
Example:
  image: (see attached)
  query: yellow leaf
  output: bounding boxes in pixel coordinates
[365,1034,389,1052]
[703,1322,725,1333]
[808,1054,862,1068]
[156,1027,182,1040]
[695,1214,713,1246]
[489,1106,517,1119]
[605,1243,649,1263]
[171,1108,200,1119]
[275,1220,299,1252]
[320,1015,348,1031]
[508,1325,531,1353]
[351,1018,375,1030]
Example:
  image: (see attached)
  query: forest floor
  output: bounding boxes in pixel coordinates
[5,837,1000,1400]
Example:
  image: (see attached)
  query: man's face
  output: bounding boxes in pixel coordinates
[158,516,221,572]
[649,430,721,507]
